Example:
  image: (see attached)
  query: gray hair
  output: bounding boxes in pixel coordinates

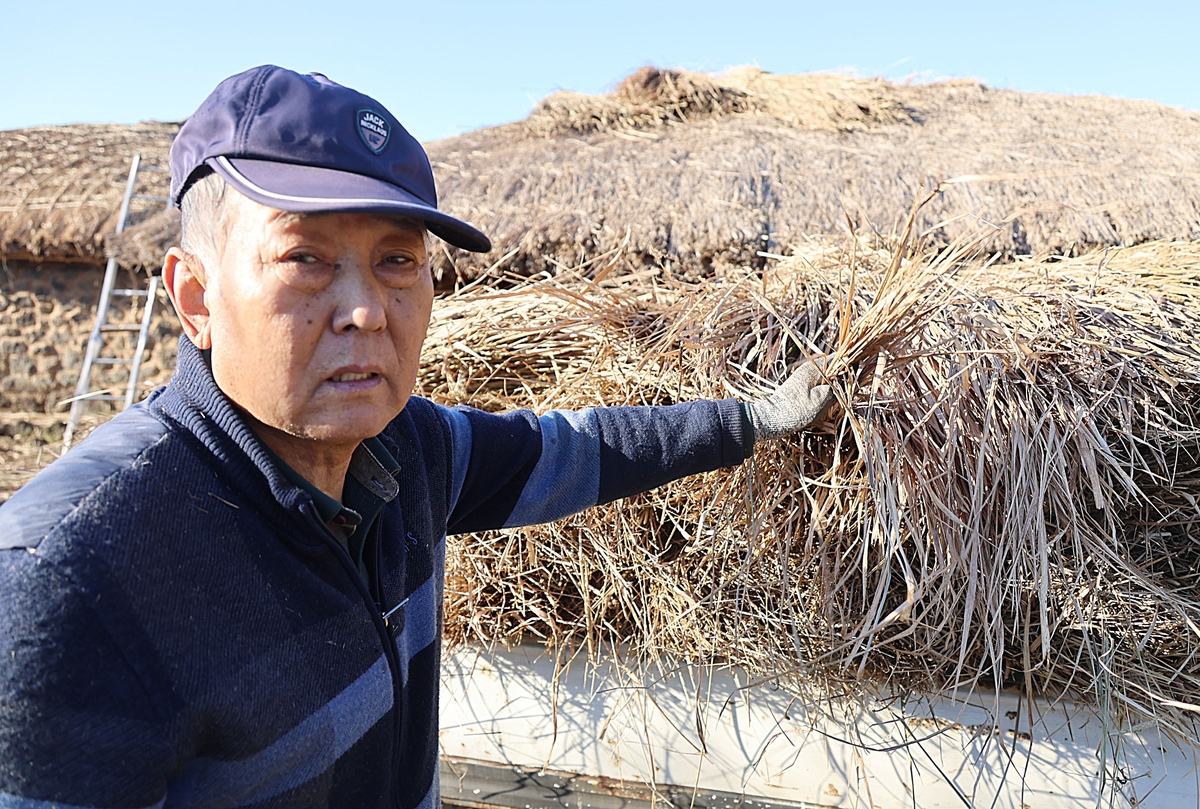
[179,171,230,264]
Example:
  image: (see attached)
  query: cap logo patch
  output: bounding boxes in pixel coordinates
[357,109,390,154]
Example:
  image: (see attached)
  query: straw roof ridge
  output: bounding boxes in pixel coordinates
[525,66,922,138]
[0,121,178,264]
[526,66,761,136]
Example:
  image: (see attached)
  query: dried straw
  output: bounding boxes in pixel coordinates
[526,66,915,137]
[421,221,1200,739]
[92,68,1200,278]
[0,122,176,263]
[526,67,762,136]
[429,67,1200,280]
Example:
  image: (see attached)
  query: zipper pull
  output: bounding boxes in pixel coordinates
[381,596,409,627]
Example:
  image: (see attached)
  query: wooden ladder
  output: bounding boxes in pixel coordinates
[63,153,169,448]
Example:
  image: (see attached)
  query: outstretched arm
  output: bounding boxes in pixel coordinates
[442,398,750,534]
[440,359,835,535]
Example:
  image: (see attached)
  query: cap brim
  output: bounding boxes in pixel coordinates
[208,156,491,253]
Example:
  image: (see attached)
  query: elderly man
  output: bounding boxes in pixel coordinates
[0,67,832,808]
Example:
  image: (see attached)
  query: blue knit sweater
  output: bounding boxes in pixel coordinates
[0,337,752,809]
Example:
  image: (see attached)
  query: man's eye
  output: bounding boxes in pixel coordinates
[273,252,333,292]
[378,254,423,288]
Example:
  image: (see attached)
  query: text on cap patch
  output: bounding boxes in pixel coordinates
[357,109,390,153]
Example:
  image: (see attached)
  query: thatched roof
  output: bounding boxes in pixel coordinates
[424,66,1200,279]
[16,67,1200,278]
[0,122,177,264]
[106,207,179,270]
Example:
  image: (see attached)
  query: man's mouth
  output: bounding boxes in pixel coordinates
[330,372,377,382]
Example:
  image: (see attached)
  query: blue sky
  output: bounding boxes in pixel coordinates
[4,1,1197,142]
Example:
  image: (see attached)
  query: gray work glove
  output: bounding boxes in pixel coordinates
[744,359,836,442]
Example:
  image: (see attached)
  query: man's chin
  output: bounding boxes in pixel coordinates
[294,402,407,445]
[288,422,385,447]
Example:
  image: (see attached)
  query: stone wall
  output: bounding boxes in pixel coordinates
[0,260,179,413]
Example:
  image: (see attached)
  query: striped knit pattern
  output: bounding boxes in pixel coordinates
[0,336,750,808]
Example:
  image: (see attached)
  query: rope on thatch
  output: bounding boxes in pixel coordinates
[423,227,1200,740]
[0,122,178,265]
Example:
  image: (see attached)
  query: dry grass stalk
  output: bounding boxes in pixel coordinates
[422,229,1200,739]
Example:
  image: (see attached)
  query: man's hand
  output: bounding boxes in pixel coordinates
[744,359,836,442]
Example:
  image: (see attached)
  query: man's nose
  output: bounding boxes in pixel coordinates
[332,262,387,334]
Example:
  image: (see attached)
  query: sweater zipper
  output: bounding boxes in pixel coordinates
[370,518,408,809]
[303,507,405,798]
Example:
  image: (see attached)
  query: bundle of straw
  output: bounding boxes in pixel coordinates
[421,228,1200,737]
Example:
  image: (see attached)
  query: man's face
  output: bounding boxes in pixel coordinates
[201,194,433,448]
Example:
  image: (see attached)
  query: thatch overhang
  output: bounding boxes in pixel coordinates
[1,122,177,265]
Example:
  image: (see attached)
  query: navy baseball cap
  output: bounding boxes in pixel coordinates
[169,65,491,253]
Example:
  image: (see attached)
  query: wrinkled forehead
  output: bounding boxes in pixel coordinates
[266,209,428,238]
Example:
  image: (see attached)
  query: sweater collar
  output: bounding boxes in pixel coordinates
[153,336,399,545]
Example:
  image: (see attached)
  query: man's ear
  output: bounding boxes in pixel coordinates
[162,247,213,349]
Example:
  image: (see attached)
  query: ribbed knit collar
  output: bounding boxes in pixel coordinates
[151,336,338,547]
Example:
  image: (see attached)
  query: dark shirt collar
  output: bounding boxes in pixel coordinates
[258,436,400,572]
[259,442,352,526]
[344,438,401,535]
